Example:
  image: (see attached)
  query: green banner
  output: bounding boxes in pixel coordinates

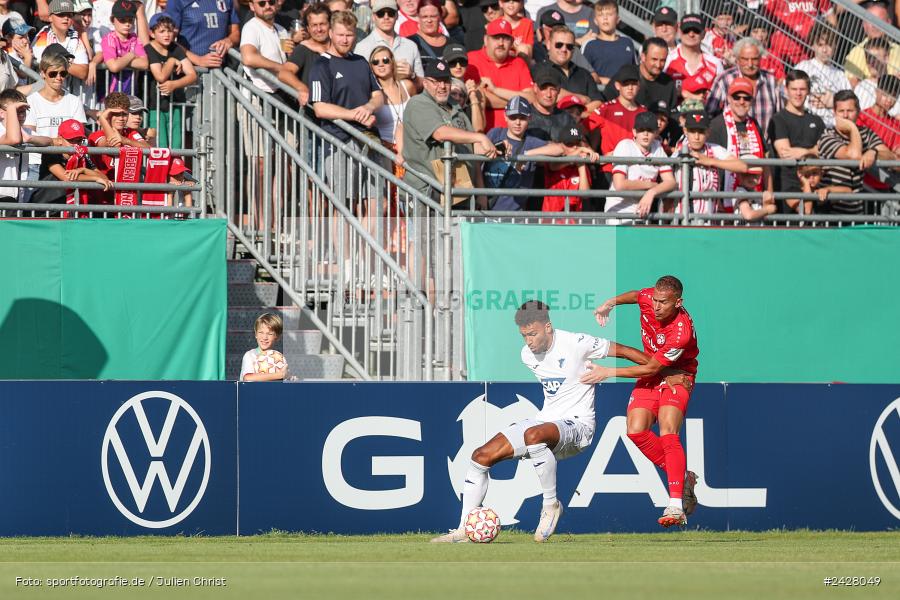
[462,223,899,383]
[0,219,226,380]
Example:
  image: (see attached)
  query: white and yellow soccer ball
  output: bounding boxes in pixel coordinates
[464,507,501,543]
[254,349,287,374]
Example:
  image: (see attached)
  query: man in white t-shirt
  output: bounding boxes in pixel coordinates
[240,0,289,93]
[431,300,678,544]
[607,110,676,219]
[23,49,87,201]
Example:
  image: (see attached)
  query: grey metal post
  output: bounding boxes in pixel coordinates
[680,151,692,225]
[441,141,453,380]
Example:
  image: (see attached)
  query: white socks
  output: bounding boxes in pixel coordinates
[527,443,558,507]
[668,498,683,510]
[458,460,490,528]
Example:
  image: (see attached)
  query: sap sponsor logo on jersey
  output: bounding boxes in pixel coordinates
[540,377,565,395]
[320,395,767,520]
[101,391,211,529]
[870,397,900,520]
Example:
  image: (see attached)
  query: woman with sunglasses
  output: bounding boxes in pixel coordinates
[22,50,87,202]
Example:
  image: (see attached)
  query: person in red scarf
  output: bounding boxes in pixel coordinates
[707,77,774,208]
[38,119,112,214]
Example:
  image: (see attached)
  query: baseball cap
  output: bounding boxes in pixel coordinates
[371,0,397,12]
[424,59,451,79]
[678,98,705,114]
[740,155,763,175]
[555,126,583,145]
[485,18,513,37]
[127,95,148,113]
[652,6,678,25]
[442,43,467,64]
[682,73,712,95]
[1,19,35,38]
[728,77,756,98]
[43,43,75,60]
[682,111,710,130]
[634,111,658,131]
[614,64,641,83]
[58,119,86,141]
[112,0,138,19]
[72,0,92,11]
[48,0,75,14]
[540,10,565,28]
[532,63,562,87]
[680,14,704,33]
[505,96,532,117]
[170,157,197,181]
[557,94,586,110]
[647,99,671,116]
[148,13,167,29]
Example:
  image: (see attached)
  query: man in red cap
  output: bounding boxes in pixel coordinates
[465,18,534,129]
[708,76,773,201]
[680,72,712,103]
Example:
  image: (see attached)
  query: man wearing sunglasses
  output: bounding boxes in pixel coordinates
[536,25,602,113]
[464,18,533,130]
[708,77,774,201]
[663,13,721,94]
[240,0,289,94]
[354,0,424,91]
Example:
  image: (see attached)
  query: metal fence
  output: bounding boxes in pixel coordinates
[210,53,454,380]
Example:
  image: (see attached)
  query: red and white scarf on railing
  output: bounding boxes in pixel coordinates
[115,146,143,218]
[723,105,764,192]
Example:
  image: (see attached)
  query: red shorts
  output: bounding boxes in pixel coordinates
[626,376,693,417]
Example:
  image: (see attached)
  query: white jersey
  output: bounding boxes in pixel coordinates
[607,138,672,213]
[521,329,610,429]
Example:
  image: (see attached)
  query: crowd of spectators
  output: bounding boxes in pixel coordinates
[2,0,900,218]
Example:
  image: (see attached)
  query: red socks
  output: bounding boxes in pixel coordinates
[627,430,666,469]
[660,433,686,499]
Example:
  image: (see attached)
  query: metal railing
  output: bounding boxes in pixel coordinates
[208,53,449,380]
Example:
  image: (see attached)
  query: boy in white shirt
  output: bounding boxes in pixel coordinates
[607,110,676,219]
[0,89,59,202]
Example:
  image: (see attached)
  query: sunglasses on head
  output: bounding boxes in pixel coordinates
[731,94,752,102]
[374,8,397,17]
[371,57,392,66]
[554,42,575,51]
[46,69,68,79]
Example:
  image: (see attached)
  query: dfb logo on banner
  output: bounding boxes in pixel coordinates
[870,397,900,520]
[101,391,211,528]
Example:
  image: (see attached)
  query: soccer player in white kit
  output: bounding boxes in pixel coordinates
[432,300,670,543]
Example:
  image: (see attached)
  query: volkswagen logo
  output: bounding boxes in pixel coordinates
[870,397,900,521]
[101,391,211,529]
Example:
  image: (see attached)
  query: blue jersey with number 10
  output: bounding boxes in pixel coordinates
[166,0,239,54]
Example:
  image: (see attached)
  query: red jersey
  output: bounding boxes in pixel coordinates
[88,127,145,177]
[585,99,646,172]
[542,164,589,223]
[464,48,533,129]
[636,287,699,376]
[765,0,830,65]
[664,46,721,86]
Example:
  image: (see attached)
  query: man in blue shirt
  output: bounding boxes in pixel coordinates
[484,96,567,211]
[165,0,241,68]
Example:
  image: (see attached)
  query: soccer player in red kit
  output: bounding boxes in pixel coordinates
[580,275,699,527]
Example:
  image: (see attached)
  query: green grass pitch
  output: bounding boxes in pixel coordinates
[1,530,897,599]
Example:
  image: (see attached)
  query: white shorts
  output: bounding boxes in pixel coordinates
[500,418,594,461]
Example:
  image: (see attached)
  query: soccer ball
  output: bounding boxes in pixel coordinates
[464,507,501,543]
[254,349,286,374]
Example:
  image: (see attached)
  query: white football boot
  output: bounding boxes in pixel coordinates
[429,528,469,543]
[533,500,563,542]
